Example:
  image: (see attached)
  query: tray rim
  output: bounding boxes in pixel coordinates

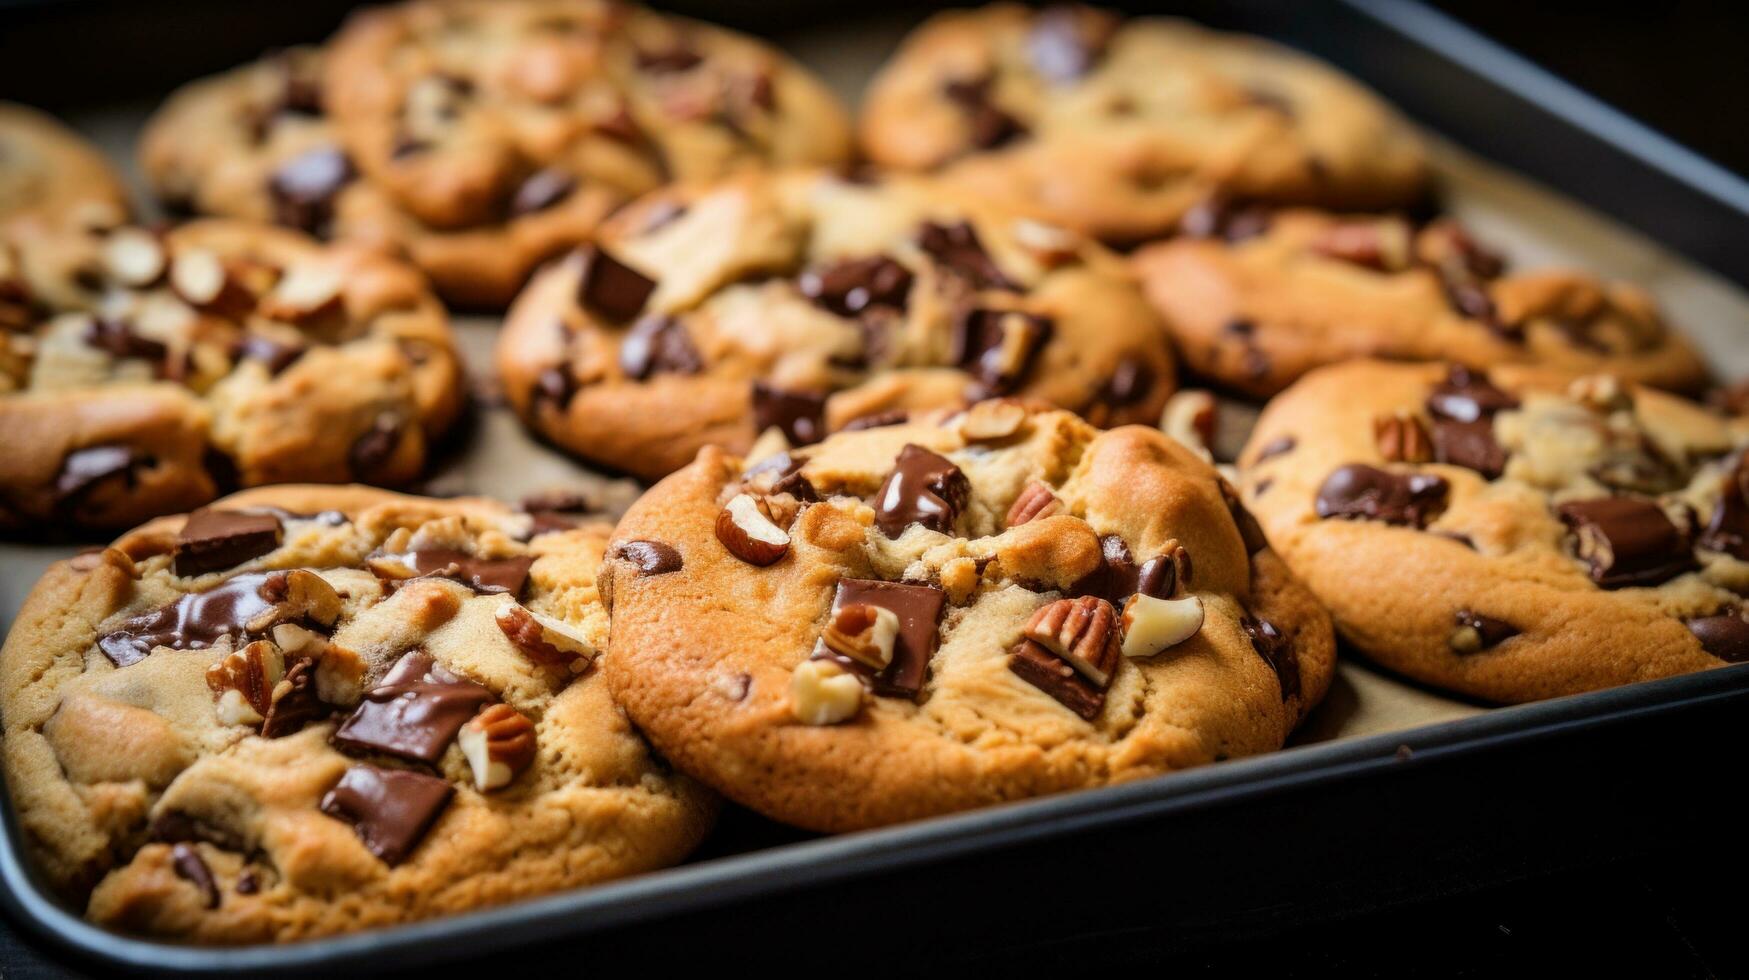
[7,0,1749,971]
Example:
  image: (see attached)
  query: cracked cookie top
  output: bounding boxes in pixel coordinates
[858,4,1428,243]
[496,169,1177,483]
[0,485,714,943]
[1132,207,1710,398]
[601,403,1333,831]
[1241,360,1749,703]
[0,219,462,532]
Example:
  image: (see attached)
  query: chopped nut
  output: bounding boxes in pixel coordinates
[1161,390,1217,460]
[1011,218,1079,266]
[820,603,900,670]
[1373,410,1433,463]
[1567,374,1633,414]
[960,399,1027,442]
[257,264,343,322]
[102,228,166,287]
[789,659,863,725]
[495,602,597,674]
[313,643,366,707]
[206,639,285,725]
[249,569,342,632]
[1119,594,1205,658]
[457,703,537,791]
[1309,219,1412,272]
[169,248,255,318]
[746,426,791,467]
[1005,480,1064,528]
[715,493,790,566]
[1023,595,1120,687]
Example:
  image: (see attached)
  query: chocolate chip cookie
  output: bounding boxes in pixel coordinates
[858,4,1429,244]
[137,1,854,308]
[1132,208,1712,398]
[497,169,1177,483]
[0,219,463,533]
[0,485,715,942]
[0,102,131,235]
[1240,359,1749,703]
[601,403,1333,830]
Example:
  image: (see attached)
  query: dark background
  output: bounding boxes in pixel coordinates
[3,2,1748,976]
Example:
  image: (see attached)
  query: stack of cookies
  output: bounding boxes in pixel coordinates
[0,0,1742,946]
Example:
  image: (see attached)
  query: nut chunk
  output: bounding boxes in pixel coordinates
[715,493,791,566]
[1023,595,1120,687]
[820,603,900,669]
[790,659,863,725]
[495,603,597,675]
[1119,594,1204,659]
[457,703,537,791]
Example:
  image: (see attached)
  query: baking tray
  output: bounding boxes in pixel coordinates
[5,0,1749,973]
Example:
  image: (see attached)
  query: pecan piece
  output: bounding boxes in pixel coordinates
[1374,411,1433,463]
[1023,595,1120,687]
[1006,480,1064,528]
[457,703,537,791]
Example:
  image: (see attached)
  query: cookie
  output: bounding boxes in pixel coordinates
[0,219,463,533]
[497,169,1177,483]
[1239,359,1749,703]
[141,2,854,308]
[601,404,1334,831]
[1132,208,1712,398]
[0,485,715,942]
[858,4,1428,244]
[0,102,131,235]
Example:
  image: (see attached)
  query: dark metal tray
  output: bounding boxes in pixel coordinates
[5,0,1749,973]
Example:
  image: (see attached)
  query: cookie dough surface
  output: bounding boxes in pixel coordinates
[1240,360,1749,703]
[1133,208,1711,398]
[497,169,1176,483]
[0,102,131,236]
[859,4,1428,243]
[0,485,715,943]
[603,404,1333,831]
[141,0,854,307]
[0,219,463,532]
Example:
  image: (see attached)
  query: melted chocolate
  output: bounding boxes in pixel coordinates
[333,651,493,764]
[1686,609,1749,663]
[1453,610,1521,652]
[348,416,404,479]
[171,843,220,909]
[55,445,146,509]
[873,445,969,538]
[97,572,281,667]
[1242,616,1300,701]
[916,221,1017,291]
[402,549,534,596]
[941,77,1026,150]
[269,145,354,235]
[173,509,283,577]
[1698,456,1749,560]
[798,255,913,318]
[750,383,828,445]
[261,658,327,738]
[951,308,1053,394]
[319,764,454,866]
[618,315,703,379]
[1557,497,1696,589]
[1100,357,1153,407]
[1315,465,1449,528]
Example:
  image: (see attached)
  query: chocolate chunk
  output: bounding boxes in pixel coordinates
[798,255,914,317]
[1686,609,1749,663]
[1026,5,1111,83]
[1222,482,1269,554]
[402,549,534,596]
[1557,497,1696,589]
[261,658,327,738]
[1699,456,1749,560]
[97,572,280,667]
[151,811,245,851]
[1073,534,1161,604]
[1426,366,1519,423]
[814,578,946,700]
[1134,553,1178,600]
[1100,357,1153,406]
[520,490,592,538]
[614,540,682,575]
[347,415,403,479]
[951,308,1052,394]
[1315,464,1449,528]
[916,221,1016,291]
[333,651,493,764]
[1429,419,1507,478]
[942,77,1026,150]
[841,409,909,431]
[509,168,575,218]
[173,509,283,577]
[269,145,354,235]
[1242,616,1300,701]
[1253,436,1296,464]
[1008,638,1103,720]
[1179,196,1272,242]
[873,444,969,538]
[1452,610,1520,653]
[750,383,828,445]
[1443,279,1512,339]
[55,445,145,509]
[233,334,307,375]
[84,318,168,364]
[171,843,220,910]
[235,870,261,895]
[533,365,576,411]
[319,764,454,866]
[618,314,702,379]
[637,46,703,73]
[575,244,655,322]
